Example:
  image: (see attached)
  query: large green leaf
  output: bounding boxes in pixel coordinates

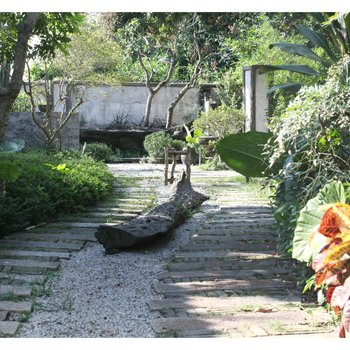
[0,139,25,153]
[269,42,330,66]
[0,160,20,182]
[292,181,346,263]
[267,82,302,95]
[256,64,319,76]
[216,131,273,178]
[296,25,337,62]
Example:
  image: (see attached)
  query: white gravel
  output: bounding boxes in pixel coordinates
[17,164,207,338]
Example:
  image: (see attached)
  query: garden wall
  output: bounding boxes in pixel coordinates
[53,83,204,129]
[5,112,80,150]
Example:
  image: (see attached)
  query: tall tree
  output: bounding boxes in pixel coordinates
[0,12,84,142]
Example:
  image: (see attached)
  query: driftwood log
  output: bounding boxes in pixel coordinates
[95,172,209,254]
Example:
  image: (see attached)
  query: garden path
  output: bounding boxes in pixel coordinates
[0,163,338,337]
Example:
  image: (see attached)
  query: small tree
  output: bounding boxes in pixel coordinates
[0,12,84,142]
[137,46,176,127]
[165,15,202,129]
[24,63,83,151]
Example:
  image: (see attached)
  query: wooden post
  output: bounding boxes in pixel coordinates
[164,147,169,185]
[170,153,178,184]
[185,146,191,183]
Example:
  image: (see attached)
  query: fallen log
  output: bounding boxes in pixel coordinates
[95,172,209,254]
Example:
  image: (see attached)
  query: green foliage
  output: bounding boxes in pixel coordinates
[260,12,350,94]
[0,13,84,63]
[193,105,245,139]
[216,131,274,178]
[9,91,31,112]
[217,13,322,115]
[292,181,346,263]
[0,150,114,236]
[266,69,350,255]
[200,154,230,171]
[48,18,124,84]
[82,142,117,163]
[143,131,185,163]
[143,131,172,162]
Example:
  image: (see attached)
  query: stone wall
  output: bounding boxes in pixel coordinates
[4,112,80,150]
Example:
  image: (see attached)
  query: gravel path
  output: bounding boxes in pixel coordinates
[17,164,197,338]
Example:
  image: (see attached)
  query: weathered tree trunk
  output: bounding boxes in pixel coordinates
[95,172,209,253]
[0,13,41,142]
[143,90,155,127]
[165,82,194,129]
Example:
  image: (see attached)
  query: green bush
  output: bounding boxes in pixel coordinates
[0,150,114,236]
[193,105,245,139]
[82,142,117,162]
[143,131,186,163]
[200,154,230,171]
[266,67,350,255]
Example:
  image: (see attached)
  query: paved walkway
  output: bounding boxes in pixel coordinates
[0,164,338,337]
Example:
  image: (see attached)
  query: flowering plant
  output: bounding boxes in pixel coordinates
[292,181,350,337]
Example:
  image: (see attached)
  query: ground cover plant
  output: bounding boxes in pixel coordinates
[0,149,114,236]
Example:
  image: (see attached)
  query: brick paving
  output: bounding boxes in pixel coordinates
[149,169,338,338]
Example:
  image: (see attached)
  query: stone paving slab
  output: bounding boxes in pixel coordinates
[154,278,294,296]
[149,296,303,311]
[0,272,46,284]
[0,258,59,270]
[0,240,83,251]
[180,242,276,252]
[0,321,21,336]
[0,301,32,313]
[158,267,295,281]
[190,234,276,243]
[47,222,106,228]
[151,312,334,337]
[0,249,71,260]
[170,254,279,264]
[8,232,96,242]
[0,285,32,297]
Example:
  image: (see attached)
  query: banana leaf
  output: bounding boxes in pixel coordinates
[269,43,330,67]
[267,82,302,95]
[216,131,273,178]
[292,181,346,263]
[296,25,337,62]
[256,64,319,76]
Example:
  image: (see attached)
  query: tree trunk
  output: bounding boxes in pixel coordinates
[0,13,41,142]
[143,90,154,127]
[166,84,192,129]
[95,172,209,253]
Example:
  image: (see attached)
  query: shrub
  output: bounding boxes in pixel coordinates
[0,150,114,236]
[193,105,245,139]
[82,142,117,162]
[266,68,350,255]
[200,154,230,171]
[143,131,173,163]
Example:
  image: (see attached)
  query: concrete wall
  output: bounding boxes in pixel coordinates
[5,112,80,150]
[54,83,201,129]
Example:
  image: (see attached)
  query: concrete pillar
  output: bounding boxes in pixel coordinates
[243,66,269,132]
